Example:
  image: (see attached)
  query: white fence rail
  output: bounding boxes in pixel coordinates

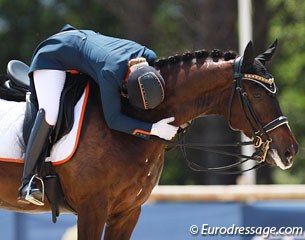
[149,185,305,202]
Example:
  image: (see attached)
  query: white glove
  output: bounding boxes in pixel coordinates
[151,117,179,140]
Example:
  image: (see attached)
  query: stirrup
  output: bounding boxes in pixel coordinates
[25,174,45,206]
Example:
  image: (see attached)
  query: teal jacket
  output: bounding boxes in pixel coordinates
[30,24,157,138]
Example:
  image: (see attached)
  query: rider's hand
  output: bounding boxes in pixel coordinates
[151,117,179,140]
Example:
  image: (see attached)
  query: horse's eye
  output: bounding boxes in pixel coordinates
[253,92,262,98]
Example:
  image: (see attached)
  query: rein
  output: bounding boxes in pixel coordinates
[153,57,289,174]
[153,127,266,175]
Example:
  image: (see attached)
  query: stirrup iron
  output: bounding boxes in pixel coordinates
[25,174,45,206]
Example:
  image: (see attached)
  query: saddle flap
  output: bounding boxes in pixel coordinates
[7,60,30,90]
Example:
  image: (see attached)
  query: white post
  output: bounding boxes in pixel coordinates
[237,0,256,185]
[238,0,253,53]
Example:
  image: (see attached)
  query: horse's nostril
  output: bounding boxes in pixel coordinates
[284,144,298,165]
[284,149,292,159]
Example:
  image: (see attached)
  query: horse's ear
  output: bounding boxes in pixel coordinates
[256,39,278,65]
[241,41,255,72]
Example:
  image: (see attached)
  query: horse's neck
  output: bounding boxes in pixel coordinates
[160,59,234,125]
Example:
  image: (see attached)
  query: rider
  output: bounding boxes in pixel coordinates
[18,24,178,206]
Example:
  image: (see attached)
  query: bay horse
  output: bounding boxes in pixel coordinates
[0,41,298,240]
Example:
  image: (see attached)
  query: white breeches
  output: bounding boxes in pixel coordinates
[33,70,66,126]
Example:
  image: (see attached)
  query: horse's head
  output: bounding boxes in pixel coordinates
[124,41,298,170]
[229,41,298,169]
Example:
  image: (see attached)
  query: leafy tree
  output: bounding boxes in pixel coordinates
[0,0,120,71]
[267,0,305,183]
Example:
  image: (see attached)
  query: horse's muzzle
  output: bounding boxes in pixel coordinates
[267,141,298,170]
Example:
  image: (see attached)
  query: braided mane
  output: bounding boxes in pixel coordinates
[153,49,237,69]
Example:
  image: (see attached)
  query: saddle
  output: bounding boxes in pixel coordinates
[0,60,89,222]
[0,60,29,102]
[1,60,88,144]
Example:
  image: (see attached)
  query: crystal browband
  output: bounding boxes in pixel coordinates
[243,74,274,85]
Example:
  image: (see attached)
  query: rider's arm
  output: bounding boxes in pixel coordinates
[141,48,157,64]
[99,70,153,139]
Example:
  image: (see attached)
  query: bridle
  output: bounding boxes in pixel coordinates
[153,57,289,174]
[228,56,288,164]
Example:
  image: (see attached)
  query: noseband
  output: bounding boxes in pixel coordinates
[229,57,288,163]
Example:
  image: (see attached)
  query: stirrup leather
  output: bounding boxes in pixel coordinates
[25,174,45,206]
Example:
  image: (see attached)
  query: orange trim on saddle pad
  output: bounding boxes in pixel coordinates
[0,157,24,164]
[0,83,90,166]
[52,83,90,166]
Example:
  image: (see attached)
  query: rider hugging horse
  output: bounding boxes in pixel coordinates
[0,40,298,240]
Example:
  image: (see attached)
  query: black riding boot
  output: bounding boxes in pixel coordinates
[17,109,53,206]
